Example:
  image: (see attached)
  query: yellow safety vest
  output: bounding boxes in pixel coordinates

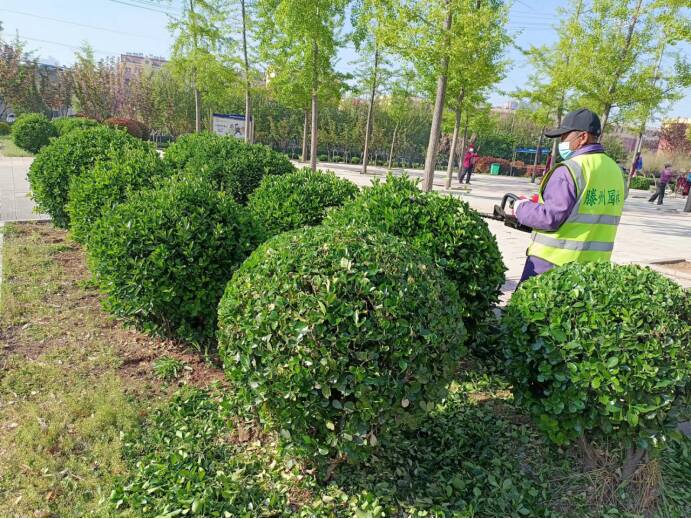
[527,153,625,266]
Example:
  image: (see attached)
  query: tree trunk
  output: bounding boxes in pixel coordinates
[509,145,517,176]
[194,88,201,132]
[310,41,319,172]
[600,104,612,141]
[457,116,469,177]
[241,0,252,143]
[301,110,308,162]
[685,191,691,212]
[531,130,544,183]
[445,89,464,189]
[422,2,453,192]
[387,121,399,170]
[621,446,648,483]
[362,45,380,175]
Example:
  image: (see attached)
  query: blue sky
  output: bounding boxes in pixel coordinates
[1,0,689,122]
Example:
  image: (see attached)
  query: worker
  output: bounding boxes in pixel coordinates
[648,163,674,205]
[514,108,625,282]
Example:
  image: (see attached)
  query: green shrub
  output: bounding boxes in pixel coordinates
[629,176,653,190]
[218,225,466,460]
[66,145,170,244]
[87,175,265,345]
[28,126,149,228]
[318,154,328,161]
[325,175,505,341]
[164,132,295,203]
[247,168,359,236]
[350,156,361,164]
[502,263,690,470]
[333,155,342,163]
[11,113,57,153]
[0,121,10,135]
[52,117,98,136]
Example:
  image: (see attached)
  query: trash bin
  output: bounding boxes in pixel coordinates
[490,163,500,175]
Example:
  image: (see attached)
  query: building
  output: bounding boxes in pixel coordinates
[118,52,167,84]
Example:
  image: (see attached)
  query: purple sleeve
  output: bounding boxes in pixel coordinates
[516,166,577,231]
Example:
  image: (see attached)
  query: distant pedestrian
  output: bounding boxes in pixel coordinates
[634,153,643,175]
[648,163,674,205]
[459,147,478,184]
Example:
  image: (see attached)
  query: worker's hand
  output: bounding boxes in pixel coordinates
[511,198,529,215]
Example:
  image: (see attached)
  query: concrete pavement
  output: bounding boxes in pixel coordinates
[0,157,48,222]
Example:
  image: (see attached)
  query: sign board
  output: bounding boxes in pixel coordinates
[212,113,248,139]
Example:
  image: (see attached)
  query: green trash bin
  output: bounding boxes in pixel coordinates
[490,163,500,175]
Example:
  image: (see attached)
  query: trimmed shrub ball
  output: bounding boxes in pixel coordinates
[11,113,57,153]
[0,121,11,135]
[28,126,149,228]
[164,132,295,203]
[53,117,99,136]
[502,262,690,449]
[218,225,466,461]
[87,175,265,345]
[247,168,359,236]
[325,175,505,341]
[66,144,171,244]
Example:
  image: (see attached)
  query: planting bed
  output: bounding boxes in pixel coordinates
[1,222,689,518]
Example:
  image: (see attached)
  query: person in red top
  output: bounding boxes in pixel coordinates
[459,146,479,184]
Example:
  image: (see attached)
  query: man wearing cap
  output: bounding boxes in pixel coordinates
[514,108,625,282]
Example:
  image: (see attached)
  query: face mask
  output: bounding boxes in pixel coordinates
[558,141,574,160]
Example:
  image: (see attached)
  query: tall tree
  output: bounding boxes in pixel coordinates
[568,0,691,139]
[71,44,116,121]
[257,0,348,171]
[0,35,42,117]
[169,0,231,132]
[351,0,394,175]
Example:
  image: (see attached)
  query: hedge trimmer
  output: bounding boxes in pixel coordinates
[478,193,533,233]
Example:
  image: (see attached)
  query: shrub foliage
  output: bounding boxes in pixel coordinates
[28,126,147,228]
[502,262,691,448]
[0,121,10,135]
[53,117,98,136]
[218,225,466,460]
[326,175,505,339]
[629,176,653,190]
[66,145,170,243]
[87,175,265,345]
[164,132,295,203]
[248,168,359,236]
[11,113,57,153]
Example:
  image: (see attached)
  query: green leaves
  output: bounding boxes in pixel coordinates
[27,126,146,228]
[11,112,57,153]
[217,224,467,461]
[324,175,506,344]
[248,167,358,237]
[87,174,265,345]
[164,132,295,204]
[502,262,691,448]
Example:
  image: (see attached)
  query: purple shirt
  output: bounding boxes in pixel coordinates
[660,168,674,184]
[516,143,605,282]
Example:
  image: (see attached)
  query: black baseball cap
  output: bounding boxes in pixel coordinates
[544,108,602,138]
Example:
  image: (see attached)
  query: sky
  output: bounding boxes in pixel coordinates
[1,0,690,123]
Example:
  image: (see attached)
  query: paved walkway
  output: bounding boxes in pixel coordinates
[0,157,48,222]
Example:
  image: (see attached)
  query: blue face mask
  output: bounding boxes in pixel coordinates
[558,141,574,160]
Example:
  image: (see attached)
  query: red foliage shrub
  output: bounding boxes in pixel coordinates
[104,118,149,140]
[474,156,528,176]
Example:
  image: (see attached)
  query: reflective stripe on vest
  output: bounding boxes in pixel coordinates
[527,153,625,266]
